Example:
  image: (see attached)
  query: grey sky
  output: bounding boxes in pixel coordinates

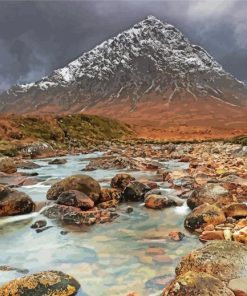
[0,0,246,92]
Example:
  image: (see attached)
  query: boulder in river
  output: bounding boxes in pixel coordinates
[184,203,226,231]
[145,194,177,209]
[0,185,35,217]
[187,183,230,209]
[162,271,234,296]
[122,181,150,201]
[48,158,67,165]
[46,175,101,202]
[111,173,135,190]
[56,190,94,210]
[0,270,80,296]
[176,240,247,282]
[0,157,17,174]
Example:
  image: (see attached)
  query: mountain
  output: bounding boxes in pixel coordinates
[0,16,247,139]
[1,16,247,111]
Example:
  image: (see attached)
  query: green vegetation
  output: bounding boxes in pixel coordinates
[228,135,247,146]
[0,114,133,156]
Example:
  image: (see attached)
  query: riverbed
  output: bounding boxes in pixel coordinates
[0,153,201,296]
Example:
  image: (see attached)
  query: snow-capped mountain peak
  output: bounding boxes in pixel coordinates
[0,16,247,113]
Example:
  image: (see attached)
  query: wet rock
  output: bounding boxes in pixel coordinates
[187,183,230,209]
[16,160,41,170]
[126,206,133,213]
[176,240,247,282]
[162,271,234,296]
[31,220,47,229]
[122,181,150,201]
[184,203,226,231]
[228,277,247,295]
[48,158,67,165]
[47,175,101,202]
[36,226,53,233]
[0,185,35,217]
[99,188,121,202]
[0,157,17,174]
[145,194,177,209]
[56,190,94,210]
[168,231,185,241]
[42,204,114,225]
[224,203,247,218]
[110,173,135,190]
[0,265,28,274]
[60,230,69,235]
[199,230,225,242]
[0,270,80,296]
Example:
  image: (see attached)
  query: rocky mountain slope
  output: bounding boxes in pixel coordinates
[0,15,247,114]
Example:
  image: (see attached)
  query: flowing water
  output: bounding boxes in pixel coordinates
[0,153,201,296]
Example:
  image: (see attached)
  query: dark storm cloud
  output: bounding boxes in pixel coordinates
[0,0,246,92]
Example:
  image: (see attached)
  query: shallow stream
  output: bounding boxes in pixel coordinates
[0,153,201,295]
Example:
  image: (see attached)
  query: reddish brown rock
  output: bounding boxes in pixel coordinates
[46,174,101,202]
[184,203,226,231]
[168,231,185,241]
[0,157,17,174]
[0,185,35,217]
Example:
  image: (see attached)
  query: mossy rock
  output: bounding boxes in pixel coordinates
[176,240,247,282]
[0,270,80,296]
[162,271,234,296]
[46,175,100,202]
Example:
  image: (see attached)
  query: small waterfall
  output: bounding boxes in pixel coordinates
[0,204,54,227]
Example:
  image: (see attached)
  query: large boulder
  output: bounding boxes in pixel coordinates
[122,181,150,201]
[187,183,230,209]
[162,271,234,296]
[184,203,226,231]
[0,185,35,217]
[56,190,94,210]
[0,270,80,296]
[0,157,17,174]
[111,173,135,190]
[176,240,247,282]
[46,175,100,202]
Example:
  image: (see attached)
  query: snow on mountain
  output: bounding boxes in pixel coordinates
[1,15,247,112]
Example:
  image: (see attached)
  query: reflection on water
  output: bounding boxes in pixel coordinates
[0,153,200,296]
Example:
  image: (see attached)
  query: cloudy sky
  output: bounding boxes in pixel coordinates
[0,0,246,92]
